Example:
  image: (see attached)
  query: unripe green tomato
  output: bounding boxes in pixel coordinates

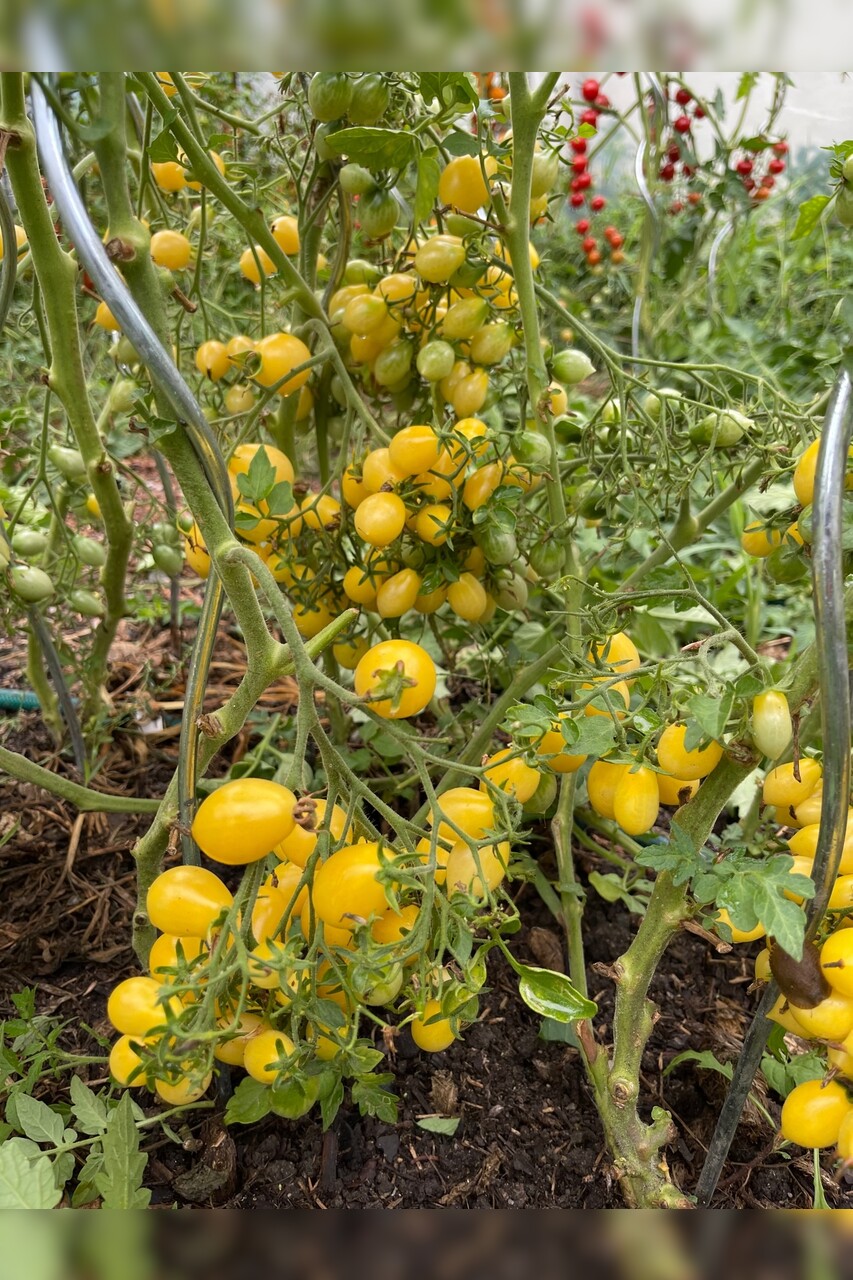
[308,72,353,122]
[0,543,8,572]
[48,445,87,482]
[600,398,621,424]
[330,374,348,406]
[342,258,383,286]
[108,378,139,413]
[522,770,558,817]
[358,188,399,239]
[690,409,752,448]
[573,479,608,519]
[642,387,681,420]
[9,564,54,602]
[112,335,140,367]
[445,212,486,238]
[176,511,195,536]
[10,529,47,558]
[475,525,518,565]
[765,545,808,584]
[843,156,853,184]
[511,429,551,468]
[416,340,456,382]
[449,256,488,288]
[72,534,107,567]
[470,322,514,366]
[339,165,376,197]
[350,961,404,1006]
[530,150,560,198]
[313,123,338,164]
[347,74,390,125]
[152,544,184,576]
[838,185,853,227]
[69,588,106,617]
[552,348,595,385]
[374,340,413,387]
[493,571,528,611]
[529,539,565,579]
[151,520,180,548]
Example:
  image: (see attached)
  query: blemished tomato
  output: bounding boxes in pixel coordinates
[587,632,641,678]
[713,908,766,944]
[195,340,230,381]
[377,568,422,618]
[763,759,823,808]
[752,690,792,760]
[354,492,407,547]
[740,523,782,557]
[362,446,409,493]
[150,229,192,270]
[229,442,295,489]
[657,774,699,807]
[312,842,390,930]
[411,999,456,1052]
[214,1011,265,1065]
[271,214,300,255]
[754,948,772,983]
[789,992,853,1041]
[613,766,660,836]
[780,1078,853,1148]
[300,493,341,531]
[224,384,255,415]
[587,760,628,820]
[480,748,541,803]
[389,425,441,476]
[254,331,312,396]
[444,841,509,898]
[147,865,233,937]
[447,573,488,622]
[414,235,466,284]
[821,930,853,998]
[656,724,724,781]
[371,903,420,945]
[275,799,349,868]
[438,155,490,213]
[107,976,180,1037]
[191,778,296,865]
[155,1072,212,1106]
[429,787,495,843]
[354,639,436,719]
[148,933,206,979]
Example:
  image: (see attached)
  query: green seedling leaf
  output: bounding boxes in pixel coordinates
[95,1092,150,1208]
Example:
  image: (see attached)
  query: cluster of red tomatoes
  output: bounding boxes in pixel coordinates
[734,140,788,202]
[567,79,625,271]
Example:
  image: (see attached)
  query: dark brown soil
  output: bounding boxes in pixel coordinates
[2,699,852,1210]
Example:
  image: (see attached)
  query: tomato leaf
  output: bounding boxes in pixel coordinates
[514,963,597,1023]
[95,1092,150,1208]
[324,127,418,172]
[14,1093,64,1146]
[760,1048,825,1098]
[351,1074,398,1123]
[418,73,479,110]
[224,1077,273,1126]
[147,122,180,163]
[0,1142,61,1209]
[538,1017,580,1046]
[665,1048,732,1080]
[791,194,831,241]
[414,147,441,227]
[417,1115,460,1135]
[69,1076,109,1136]
[684,693,732,748]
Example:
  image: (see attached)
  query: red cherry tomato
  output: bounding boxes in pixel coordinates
[581,78,600,102]
[674,115,691,134]
[590,194,606,211]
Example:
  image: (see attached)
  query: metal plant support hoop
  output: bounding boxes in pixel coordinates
[695,367,853,1206]
[30,79,235,862]
[631,74,665,365]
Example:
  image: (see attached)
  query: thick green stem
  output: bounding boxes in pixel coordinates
[1,73,132,725]
[0,744,161,813]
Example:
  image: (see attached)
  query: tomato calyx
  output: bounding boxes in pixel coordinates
[358,659,420,715]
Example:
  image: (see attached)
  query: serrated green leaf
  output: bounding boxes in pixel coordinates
[351,1075,398,1123]
[418,73,479,109]
[685,694,732,747]
[515,963,597,1023]
[414,147,441,226]
[324,127,418,172]
[70,1076,108,1135]
[0,1143,61,1208]
[791,194,831,241]
[665,1048,732,1080]
[417,1115,460,1135]
[224,1077,273,1126]
[14,1093,64,1147]
[95,1092,150,1208]
[147,122,180,163]
[564,715,616,759]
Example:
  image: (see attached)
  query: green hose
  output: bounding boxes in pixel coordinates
[0,688,44,711]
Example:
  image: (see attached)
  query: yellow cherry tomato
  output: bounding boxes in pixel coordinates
[109,1035,150,1087]
[354,492,407,547]
[657,774,699,807]
[741,522,782,557]
[275,799,349,868]
[150,228,192,270]
[780,1078,853,1148]
[155,1072,212,1106]
[148,933,206,979]
[195,340,230,381]
[389,425,441,477]
[94,300,120,331]
[376,567,421,618]
[411,999,456,1052]
[480,748,541,803]
[354,639,436,719]
[581,679,630,719]
[191,778,296,865]
[444,840,510,898]
[657,724,724,781]
[312,841,390,931]
[243,1027,295,1084]
[438,155,490,213]
[587,760,628,820]
[447,572,488,622]
[586,632,641,678]
[254,332,312,396]
[240,244,277,284]
[429,787,495,844]
[763,759,823,808]
[271,214,300,255]
[613,766,660,836]
[415,503,453,546]
[713,908,766,944]
[151,161,186,193]
[789,991,853,1041]
[214,1011,265,1066]
[107,976,180,1037]
[372,903,420,945]
[147,865,233,937]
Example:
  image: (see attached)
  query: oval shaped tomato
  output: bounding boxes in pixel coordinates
[587,632,641,678]
[415,235,466,285]
[438,156,490,213]
[447,573,487,622]
[820,930,853,999]
[376,567,421,618]
[271,214,300,255]
[371,903,420,945]
[429,787,495,844]
[354,492,407,547]
[312,841,390,930]
[587,760,628,820]
[581,679,630,719]
[243,1026,296,1083]
[535,716,587,775]
[354,639,436,719]
[657,724,723,781]
[191,778,296,865]
[109,1034,149,1087]
[388,425,441,477]
[752,690,793,760]
[444,841,509,898]
[411,999,456,1052]
[228,441,295,490]
[275,798,349,868]
[415,503,452,546]
[107,976,179,1037]
[780,1078,853,1148]
[789,992,853,1042]
[417,340,456,382]
[657,774,699,807]
[740,522,782,557]
[359,187,400,239]
[613,766,660,836]
[147,865,233,937]
[480,748,541,803]
[762,759,822,808]
[254,332,312,396]
[552,348,595,385]
[148,933,207,980]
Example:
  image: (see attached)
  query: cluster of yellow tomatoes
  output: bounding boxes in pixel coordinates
[740,433,838,571]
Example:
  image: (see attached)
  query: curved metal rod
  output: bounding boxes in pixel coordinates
[707,220,734,312]
[30,79,232,860]
[695,368,853,1207]
[0,185,19,335]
